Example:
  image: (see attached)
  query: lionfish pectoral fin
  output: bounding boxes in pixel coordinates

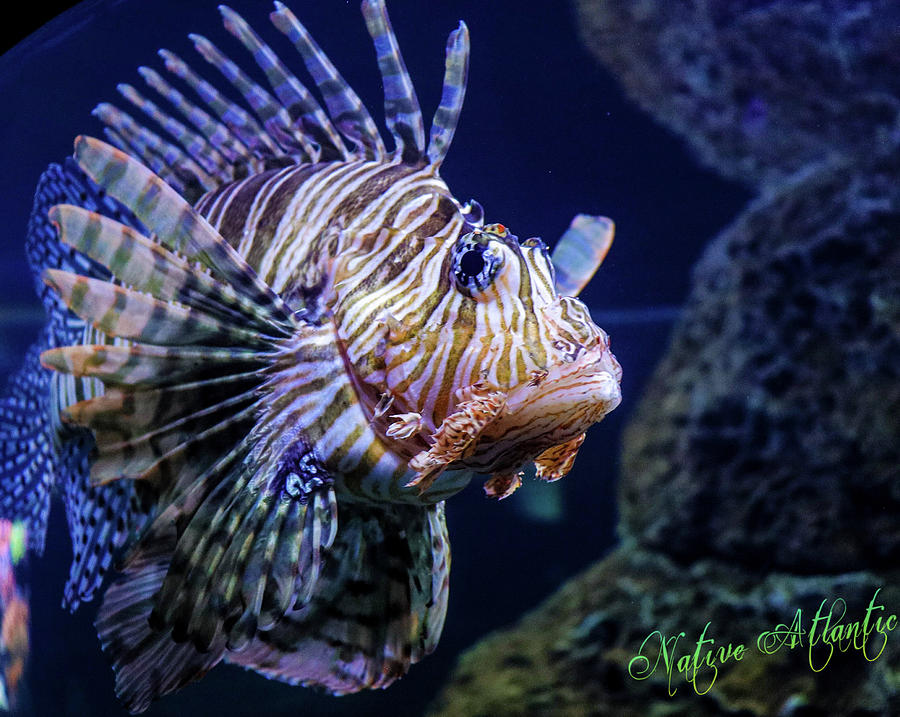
[95,522,226,714]
[551,215,615,297]
[406,386,507,494]
[149,445,338,655]
[534,433,586,482]
[0,158,160,616]
[225,501,450,693]
[35,138,306,618]
[40,137,297,491]
[97,437,338,711]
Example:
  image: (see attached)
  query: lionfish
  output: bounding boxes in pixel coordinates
[0,1,621,712]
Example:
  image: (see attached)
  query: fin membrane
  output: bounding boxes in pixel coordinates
[95,522,226,714]
[96,438,338,712]
[40,137,344,710]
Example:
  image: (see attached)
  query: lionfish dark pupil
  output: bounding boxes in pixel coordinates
[0,0,622,712]
[459,249,485,277]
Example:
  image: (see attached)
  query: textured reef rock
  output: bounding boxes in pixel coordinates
[430,3,900,714]
[429,545,900,717]
[622,153,900,574]
[572,0,900,189]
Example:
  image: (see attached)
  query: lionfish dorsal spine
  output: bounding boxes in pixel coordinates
[135,65,249,170]
[187,30,320,162]
[361,0,426,163]
[157,47,281,162]
[92,0,471,196]
[92,101,218,198]
[427,21,470,168]
[114,82,226,181]
[217,5,348,161]
[270,1,387,161]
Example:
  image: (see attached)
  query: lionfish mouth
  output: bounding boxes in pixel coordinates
[503,339,622,441]
[404,337,621,497]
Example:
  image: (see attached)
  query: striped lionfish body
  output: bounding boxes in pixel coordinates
[0,1,621,712]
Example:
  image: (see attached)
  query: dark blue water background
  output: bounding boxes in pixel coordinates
[0,1,750,714]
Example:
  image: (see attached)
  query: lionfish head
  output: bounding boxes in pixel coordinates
[372,213,622,499]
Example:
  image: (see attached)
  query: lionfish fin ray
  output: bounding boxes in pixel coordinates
[116,80,234,183]
[40,343,263,388]
[92,102,217,199]
[218,5,347,161]
[149,440,337,654]
[64,373,258,437]
[270,1,386,160]
[426,22,469,167]
[95,525,225,714]
[188,30,316,162]
[49,204,286,334]
[42,269,267,348]
[72,136,297,330]
[88,399,258,486]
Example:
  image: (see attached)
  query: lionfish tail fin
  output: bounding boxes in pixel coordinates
[551,214,616,297]
[225,502,451,693]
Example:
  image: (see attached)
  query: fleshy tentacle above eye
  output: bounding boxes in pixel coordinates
[551,214,615,297]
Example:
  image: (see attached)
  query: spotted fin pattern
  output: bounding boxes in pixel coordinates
[0,158,157,611]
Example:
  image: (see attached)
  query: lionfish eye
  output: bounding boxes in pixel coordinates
[450,234,504,296]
